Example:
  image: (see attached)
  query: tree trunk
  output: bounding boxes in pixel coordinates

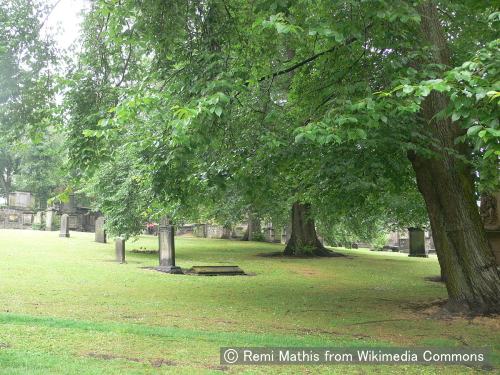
[283,202,332,256]
[0,168,12,201]
[409,1,500,313]
[242,212,261,241]
[221,225,232,239]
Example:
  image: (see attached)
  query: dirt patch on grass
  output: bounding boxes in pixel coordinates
[469,315,500,330]
[406,299,500,323]
[291,267,324,277]
[85,352,177,367]
[205,364,229,371]
[130,249,158,254]
[404,299,460,320]
[257,250,348,258]
[150,358,177,367]
[424,275,445,283]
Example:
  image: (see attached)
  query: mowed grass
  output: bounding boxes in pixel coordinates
[0,229,497,374]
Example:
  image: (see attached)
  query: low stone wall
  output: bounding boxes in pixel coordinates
[0,208,35,229]
[0,207,96,232]
[192,224,207,237]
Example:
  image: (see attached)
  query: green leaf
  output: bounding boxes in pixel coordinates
[402,85,414,94]
[467,125,483,136]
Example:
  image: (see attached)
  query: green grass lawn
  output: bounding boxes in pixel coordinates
[0,229,497,374]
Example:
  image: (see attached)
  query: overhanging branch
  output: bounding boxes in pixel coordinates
[252,22,373,85]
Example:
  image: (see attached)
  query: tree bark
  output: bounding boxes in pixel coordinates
[409,1,500,313]
[283,202,332,256]
[242,212,261,241]
[0,167,12,201]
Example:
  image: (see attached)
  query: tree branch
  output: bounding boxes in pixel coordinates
[253,22,373,85]
[116,43,132,87]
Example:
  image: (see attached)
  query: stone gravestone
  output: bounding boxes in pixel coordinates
[95,217,106,243]
[34,211,43,229]
[157,217,183,274]
[45,209,55,231]
[115,237,125,263]
[59,214,70,238]
[408,227,427,257]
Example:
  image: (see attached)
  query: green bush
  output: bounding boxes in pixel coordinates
[371,232,389,251]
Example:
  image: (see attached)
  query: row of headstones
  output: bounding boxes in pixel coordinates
[60,215,182,274]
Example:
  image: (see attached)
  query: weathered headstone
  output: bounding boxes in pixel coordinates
[115,237,125,263]
[34,211,43,228]
[95,216,106,243]
[45,209,55,231]
[408,227,427,257]
[22,213,33,226]
[59,214,70,238]
[157,217,182,274]
[264,223,275,242]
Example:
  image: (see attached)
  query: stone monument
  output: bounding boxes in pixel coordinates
[408,227,427,257]
[59,214,70,238]
[45,208,55,231]
[34,211,43,229]
[95,216,106,243]
[157,217,182,274]
[115,237,125,263]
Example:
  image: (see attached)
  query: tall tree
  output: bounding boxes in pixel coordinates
[407,2,499,312]
[66,0,499,311]
[0,0,57,203]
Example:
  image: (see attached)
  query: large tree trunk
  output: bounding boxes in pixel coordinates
[284,202,331,256]
[409,2,500,313]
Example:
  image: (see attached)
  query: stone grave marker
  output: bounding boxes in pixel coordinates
[95,216,106,243]
[59,214,70,238]
[188,265,245,276]
[157,217,182,274]
[34,211,43,226]
[408,227,427,257]
[115,237,125,263]
[45,209,55,231]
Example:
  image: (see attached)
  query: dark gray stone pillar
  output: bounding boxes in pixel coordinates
[408,227,427,257]
[59,214,70,237]
[158,217,182,274]
[115,237,125,263]
[95,217,106,243]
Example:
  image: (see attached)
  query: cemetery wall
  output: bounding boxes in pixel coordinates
[0,208,35,230]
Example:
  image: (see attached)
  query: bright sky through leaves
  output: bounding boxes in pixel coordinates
[42,0,88,50]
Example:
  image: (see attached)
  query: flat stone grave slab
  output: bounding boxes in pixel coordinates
[188,265,245,276]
